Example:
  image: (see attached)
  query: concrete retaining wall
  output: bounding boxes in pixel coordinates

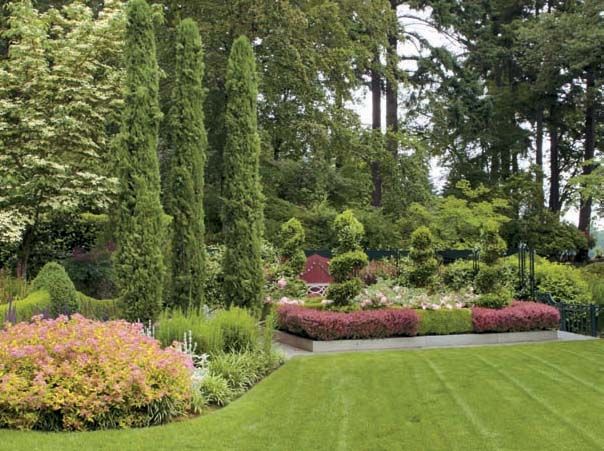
[275,329,568,353]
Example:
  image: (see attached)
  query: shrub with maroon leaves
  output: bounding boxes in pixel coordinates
[472,301,560,333]
[277,305,419,340]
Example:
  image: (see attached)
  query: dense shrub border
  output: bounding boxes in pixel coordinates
[277,306,419,340]
[278,301,560,340]
[472,301,560,333]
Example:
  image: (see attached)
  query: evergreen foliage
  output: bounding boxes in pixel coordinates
[480,224,507,266]
[333,209,364,255]
[165,19,207,311]
[32,262,79,316]
[279,218,306,276]
[327,210,368,306]
[409,226,438,287]
[221,36,264,312]
[114,0,164,322]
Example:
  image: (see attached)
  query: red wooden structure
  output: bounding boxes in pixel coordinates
[300,254,332,296]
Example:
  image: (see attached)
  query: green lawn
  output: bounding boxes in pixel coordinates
[3,341,604,450]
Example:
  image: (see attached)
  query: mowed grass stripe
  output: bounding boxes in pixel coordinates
[476,353,604,450]
[3,341,604,450]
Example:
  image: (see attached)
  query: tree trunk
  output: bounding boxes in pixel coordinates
[370,59,382,208]
[385,1,398,157]
[535,107,544,207]
[16,226,35,280]
[548,113,561,213]
[578,68,596,259]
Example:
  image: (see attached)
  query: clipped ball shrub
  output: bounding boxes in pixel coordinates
[326,279,362,307]
[417,309,473,335]
[329,251,369,283]
[0,315,194,431]
[31,262,79,317]
[333,209,364,254]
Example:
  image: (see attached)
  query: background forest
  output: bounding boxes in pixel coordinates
[1,0,603,280]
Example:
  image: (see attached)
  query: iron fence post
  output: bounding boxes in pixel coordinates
[590,304,597,337]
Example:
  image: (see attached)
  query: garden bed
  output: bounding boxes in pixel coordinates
[276,301,563,352]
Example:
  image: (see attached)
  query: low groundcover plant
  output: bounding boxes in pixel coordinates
[0,315,195,431]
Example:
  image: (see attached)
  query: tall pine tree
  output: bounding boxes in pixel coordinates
[115,0,164,322]
[222,36,264,312]
[165,19,207,311]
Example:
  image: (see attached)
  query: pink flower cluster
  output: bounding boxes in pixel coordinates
[277,305,419,340]
[0,315,194,431]
[472,301,560,333]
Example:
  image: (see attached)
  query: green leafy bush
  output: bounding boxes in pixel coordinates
[333,209,364,254]
[326,279,362,307]
[535,261,591,303]
[156,309,222,355]
[417,309,473,335]
[199,374,233,406]
[474,289,513,309]
[32,262,79,316]
[474,266,504,294]
[212,308,259,353]
[329,251,369,283]
[279,218,306,276]
[409,226,439,287]
[480,223,507,265]
[441,260,476,291]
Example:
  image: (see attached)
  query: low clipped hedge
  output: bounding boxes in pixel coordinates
[417,309,473,335]
[0,290,51,323]
[277,305,419,340]
[1,290,121,323]
[472,301,560,333]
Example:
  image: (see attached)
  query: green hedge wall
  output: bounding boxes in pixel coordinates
[418,309,473,336]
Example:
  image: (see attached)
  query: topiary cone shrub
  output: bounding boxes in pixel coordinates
[31,262,79,317]
[279,218,306,277]
[409,226,438,287]
[326,210,368,306]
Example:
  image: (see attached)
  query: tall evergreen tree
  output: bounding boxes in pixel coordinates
[222,36,264,312]
[165,19,207,311]
[115,0,164,322]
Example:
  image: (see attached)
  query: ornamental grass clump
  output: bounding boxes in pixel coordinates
[0,315,195,431]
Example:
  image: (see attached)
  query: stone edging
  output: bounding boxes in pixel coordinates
[275,329,593,353]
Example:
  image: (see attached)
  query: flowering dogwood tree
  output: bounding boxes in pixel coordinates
[0,0,124,276]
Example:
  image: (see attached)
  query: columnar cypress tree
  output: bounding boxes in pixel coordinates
[165,19,207,311]
[222,36,264,312]
[115,0,164,322]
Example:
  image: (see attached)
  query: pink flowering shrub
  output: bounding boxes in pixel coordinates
[472,301,560,333]
[0,315,194,431]
[277,305,419,340]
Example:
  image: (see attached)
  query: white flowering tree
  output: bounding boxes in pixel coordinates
[0,0,124,276]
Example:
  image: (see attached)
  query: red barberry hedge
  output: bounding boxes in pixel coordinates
[277,306,419,340]
[472,301,560,333]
